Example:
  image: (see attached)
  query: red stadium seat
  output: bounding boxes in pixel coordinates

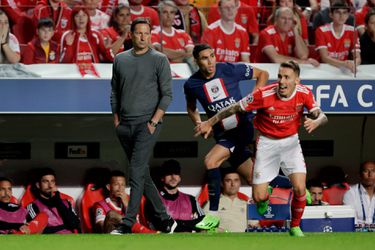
[20,184,75,208]
[19,44,28,63]
[322,183,350,205]
[197,183,249,207]
[79,183,105,233]
[10,196,18,204]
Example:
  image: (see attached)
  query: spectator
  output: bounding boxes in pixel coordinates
[315,1,361,73]
[201,0,250,63]
[101,4,133,56]
[312,0,355,30]
[203,171,250,232]
[172,0,208,44]
[129,0,160,28]
[343,161,375,225]
[255,7,319,66]
[268,0,309,44]
[360,10,375,64]
[307,179,329,206]
[0,10,20,64]
[356,0,375,36]
[33,0,72,43]
[207,0,259,44]
[0,177,48,234]
[93,170,157,233]
[60,5,113,63]
[99,0,130,16]
[26,168,81,234]
[146,160,205,232]
[151,0,194,63]
[82,0,110,31]
[22,18,60,64]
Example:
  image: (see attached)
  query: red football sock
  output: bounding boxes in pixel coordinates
[290,193,306,228]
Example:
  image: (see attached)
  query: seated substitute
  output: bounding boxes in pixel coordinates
[343,161,375,225]
[315,1,361,73]
[27,168,81,234]
[203,170,252,232]
[93,170,156,233]
[145,160,205,232]
[307,179,329,206]
[0,177,48,234]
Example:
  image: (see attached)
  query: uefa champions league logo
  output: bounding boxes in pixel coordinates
[264,206,275,219]
[322,225,333,232]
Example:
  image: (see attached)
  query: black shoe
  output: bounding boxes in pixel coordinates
[160,218,178,233]
[110,223,132,235]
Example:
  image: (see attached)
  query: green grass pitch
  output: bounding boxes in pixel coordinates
[1,233,373,250]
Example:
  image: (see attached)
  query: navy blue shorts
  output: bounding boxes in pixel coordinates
[215,121,254,169]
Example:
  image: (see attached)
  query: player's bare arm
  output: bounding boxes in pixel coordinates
[252,67,269,91]
[304,108,328,133]
[186,100,202,126]
[195,103,243,139]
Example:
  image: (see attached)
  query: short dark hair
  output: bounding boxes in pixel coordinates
[365,9,375,24]
[307,178,323,189]
[330,1,350,13]
[221,169,240,181]
[36,168,56,182]
[360,160,375,174]
[193,44,212,59]
[0,177,13,184]
[161,159,181,177]
[108,170,126,183]
[280,60,300,76]
[130,18,152,33]
[37,18,54,29]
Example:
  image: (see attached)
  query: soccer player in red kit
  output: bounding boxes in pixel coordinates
[195,61,328,237]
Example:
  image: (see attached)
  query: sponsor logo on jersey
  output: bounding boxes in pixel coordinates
[204,78,228,102]
[217,39,223,45]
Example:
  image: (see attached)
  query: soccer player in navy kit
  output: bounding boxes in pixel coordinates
[184,44,269,230]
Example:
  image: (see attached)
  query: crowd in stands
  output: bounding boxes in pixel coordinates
[1,159,374,234]
[1,0,375,66]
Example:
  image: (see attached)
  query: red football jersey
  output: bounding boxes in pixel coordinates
[207,2,259,34]
[239,83,319,139]
[130,6,160,29]
[255,25,295,63]
[315,23,360,61]
[201,20,250,62]
[151,27,194,52]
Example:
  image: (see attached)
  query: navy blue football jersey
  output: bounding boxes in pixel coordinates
[184,62,254,136]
